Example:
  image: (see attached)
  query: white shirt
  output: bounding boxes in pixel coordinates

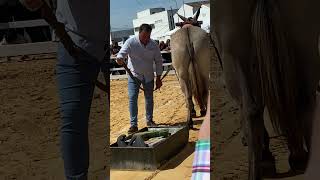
[117,35,163,83]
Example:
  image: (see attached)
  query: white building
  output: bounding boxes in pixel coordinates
[132,8,177,42]
[173,1,210,32]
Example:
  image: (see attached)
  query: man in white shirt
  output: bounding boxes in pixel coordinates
[116,24,163,134]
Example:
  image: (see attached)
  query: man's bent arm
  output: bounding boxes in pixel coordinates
[154,47,163,77]
[116,39,131,60]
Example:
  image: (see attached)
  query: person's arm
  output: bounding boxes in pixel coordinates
[154,46,163,90]
[154,48,163,77]
[191,138,210,180]
[191,92,211,180]
[116,39,131,65]
[198,92,210,140]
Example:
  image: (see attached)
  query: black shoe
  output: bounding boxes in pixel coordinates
[128,126,138,135]
[146,120,157,127]
[191,109,197,118]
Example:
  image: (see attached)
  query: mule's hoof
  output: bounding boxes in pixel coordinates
[191,109,197,117]
[262,152,277,177]
[200,110,206,117]
[289,151,309,172]
[261,163,277,177]
[241,136,248,146]
[188,120,194,129]
[261,161,277,177]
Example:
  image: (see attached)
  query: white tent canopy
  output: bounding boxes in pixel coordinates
[202,23,210,33]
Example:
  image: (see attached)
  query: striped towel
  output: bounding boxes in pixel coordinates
[191,139,211,180]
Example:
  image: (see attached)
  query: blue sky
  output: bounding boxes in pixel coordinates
[110,0,203,31]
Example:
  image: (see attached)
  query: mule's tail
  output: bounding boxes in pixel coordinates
[188,47,203,108]
[186,29,206,110]
[252,0,300,138]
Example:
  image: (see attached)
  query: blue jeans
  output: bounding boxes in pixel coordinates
[56,43,101,180]
[128,76,154,127]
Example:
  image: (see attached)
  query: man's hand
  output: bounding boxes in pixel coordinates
[19,0,44,11]
[116,58,125,66]
[155,76,162,90]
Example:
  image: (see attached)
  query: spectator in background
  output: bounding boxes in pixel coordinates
[159,41,167,51]
[164,39,171,51]
[110,40,124,74]
[110,40,115,55]
[161,39,171,63]
[111,40,121,56]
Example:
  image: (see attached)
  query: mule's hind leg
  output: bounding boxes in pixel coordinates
[200,95,208,117]
[200,99,207,117]
[199,75,209,117]
[238,67,265,180]
[241,106,276,176]
[261,126,276,177]
[239,106,249,146]
[176,75,195,128]
[301,95,316,152]
[243,101,264,180]
[287,110,309,172]
[288,134,308,172]
[287,100,315,172]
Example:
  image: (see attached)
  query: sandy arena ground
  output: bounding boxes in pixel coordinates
[0,55,108,180]
[109,75,205,180]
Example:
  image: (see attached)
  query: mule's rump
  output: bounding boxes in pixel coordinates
[171,26,210,111]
